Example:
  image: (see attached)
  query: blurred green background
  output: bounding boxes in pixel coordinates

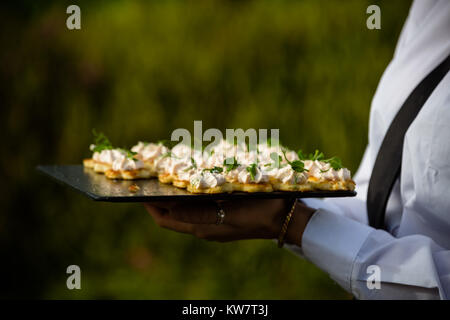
[1,0,411,299]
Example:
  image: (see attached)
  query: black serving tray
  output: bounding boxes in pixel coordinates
[37,165,356,202]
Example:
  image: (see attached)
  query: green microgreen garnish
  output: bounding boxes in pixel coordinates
[297,149,307,160]
[264,152,283,170]
[290,160,306,172]
[309,149,325,161]
[203,166,223,174]
[323,156,343,170]
[246,163,258,181]
[223,157,240,172]
[183,157,197,172]
[91,129,113,153]
[297,149,343,171]
[160,151,182,160]
[282,149,306,173]
[297,149,324,161]
[117,148,138,161]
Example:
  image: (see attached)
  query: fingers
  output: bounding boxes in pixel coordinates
[146,199,286,227]
[170,201,218,224]
[144,202,242,241]
[146,201,219,225]
[144,203,166,220]
[144,198,288,242]
[220,198,286,228]
[166,200,268,226]
[145,202,195,234]
[147,201,177,210]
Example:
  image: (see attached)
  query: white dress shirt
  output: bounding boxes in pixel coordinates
[287,0,450,299]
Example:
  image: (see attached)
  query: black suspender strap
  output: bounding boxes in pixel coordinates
[367,54,450,229]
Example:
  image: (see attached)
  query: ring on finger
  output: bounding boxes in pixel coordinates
[216,203,226,225]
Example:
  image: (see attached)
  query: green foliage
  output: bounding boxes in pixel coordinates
[0,0,411,299]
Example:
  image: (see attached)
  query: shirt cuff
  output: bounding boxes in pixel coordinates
[301,208,374,293]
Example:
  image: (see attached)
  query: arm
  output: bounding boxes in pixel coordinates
[300,208,448,299]
[285,146,449,299]
[297,85,450,300]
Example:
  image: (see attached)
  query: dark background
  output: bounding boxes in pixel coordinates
[0,0,411,299]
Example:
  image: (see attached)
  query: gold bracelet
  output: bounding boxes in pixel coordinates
[277,198,298,248]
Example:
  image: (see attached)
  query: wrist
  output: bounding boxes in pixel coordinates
[285,201,315,247]
[268,198,294,239]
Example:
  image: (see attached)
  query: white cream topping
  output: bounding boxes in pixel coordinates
[205,152,226,168]
[224,165,246,182]
[257,151,277,164]
[304,160,326,178]
[238,166,269,184]
[130,141,147,154]
[236,150,259,166]
[193,151,208,169]
[211,139,235,155]
[283,150,300,163]
[177,168,195,182]
[264,166,280,179]
[93,149,126,164]
[304,160,351,181]
[166,158,192,176]
[321,167,351,181]
[92,151,100,161]
[190,170,226,189]
[138,139,352,183]
[274,165,307,184]
[171,143,192,159]
[339,168,351,180]
[111,157,144,171]
[154,155,172,173]
[91,148,143,171]
[131,142,168,162]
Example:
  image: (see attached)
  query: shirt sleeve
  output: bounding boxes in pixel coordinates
[284,155,450,300]
[302,208,448,299]
[288,144,450,299]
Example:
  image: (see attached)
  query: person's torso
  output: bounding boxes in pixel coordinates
[367,0,450,247]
